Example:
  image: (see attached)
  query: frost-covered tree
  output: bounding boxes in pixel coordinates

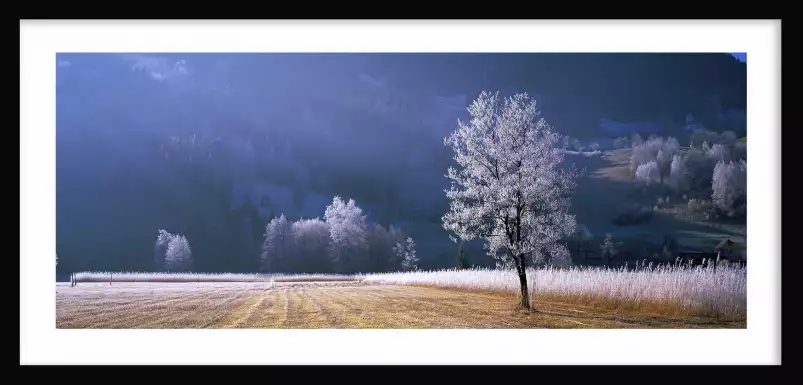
[442,91,579,310]
[599,233,619,261]
[261,214,292,272]
[657,137,679,180]
[364,223,404,272]
[706,143,731,162]
[630,136,679,182]
[543,242,572,267]
[165,234,192,271]
[290,217,331,273]
[400,237,418,271]
[154,229,175,269]
[682,147,716,195]
[392,241,406,270]
[690,129,719,148]
[324,196,368,273]
[712,159,747,216]
[635,160,660,185]
[667,154,687,191]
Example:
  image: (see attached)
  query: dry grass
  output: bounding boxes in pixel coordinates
[56,282,744,329]
[365,265,746,321]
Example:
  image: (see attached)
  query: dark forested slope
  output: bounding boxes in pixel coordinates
[55,53,746,273]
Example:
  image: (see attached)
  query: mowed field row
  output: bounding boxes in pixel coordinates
[56,282,744,329]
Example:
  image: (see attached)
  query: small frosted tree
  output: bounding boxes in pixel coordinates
[290,217,331,273]
[392,242,406,270]
[545,242,572,267]
[656,137,679,182]
[706,143,731,162]
[683,147,716,195]
[450,234,471,269]
[154,229,175,269]
[442,91,579,310]
[600,233,620,262]
[667,154,687,191]
[165,234,192,272]
[630,136,678,182]
[261,214,292,272]
[324,196,368,272]
[712,159,747,216]
[400,237,418,271]
[636,160,660,185]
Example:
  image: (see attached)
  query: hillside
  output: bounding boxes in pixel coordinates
[55,53,747,273]
[565,148,745,257]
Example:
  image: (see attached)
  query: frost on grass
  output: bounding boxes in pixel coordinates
[364,265,746,320]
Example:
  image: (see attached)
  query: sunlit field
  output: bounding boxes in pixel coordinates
[58,264,745,328]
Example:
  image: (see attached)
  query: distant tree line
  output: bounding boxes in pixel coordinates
[153,196,419,274]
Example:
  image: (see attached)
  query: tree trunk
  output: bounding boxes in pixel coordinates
[518,270,530,309]
[516,254,531,310]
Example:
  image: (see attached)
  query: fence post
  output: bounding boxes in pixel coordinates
[110,272,113,286]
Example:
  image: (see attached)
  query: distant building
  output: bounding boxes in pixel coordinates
[714,238,743,261]
[675,238,744,268]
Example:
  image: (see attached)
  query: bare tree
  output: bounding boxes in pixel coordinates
[442,91,579,310]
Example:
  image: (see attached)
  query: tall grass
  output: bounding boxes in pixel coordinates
[73,271,361,283]
[364,264,746,320]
